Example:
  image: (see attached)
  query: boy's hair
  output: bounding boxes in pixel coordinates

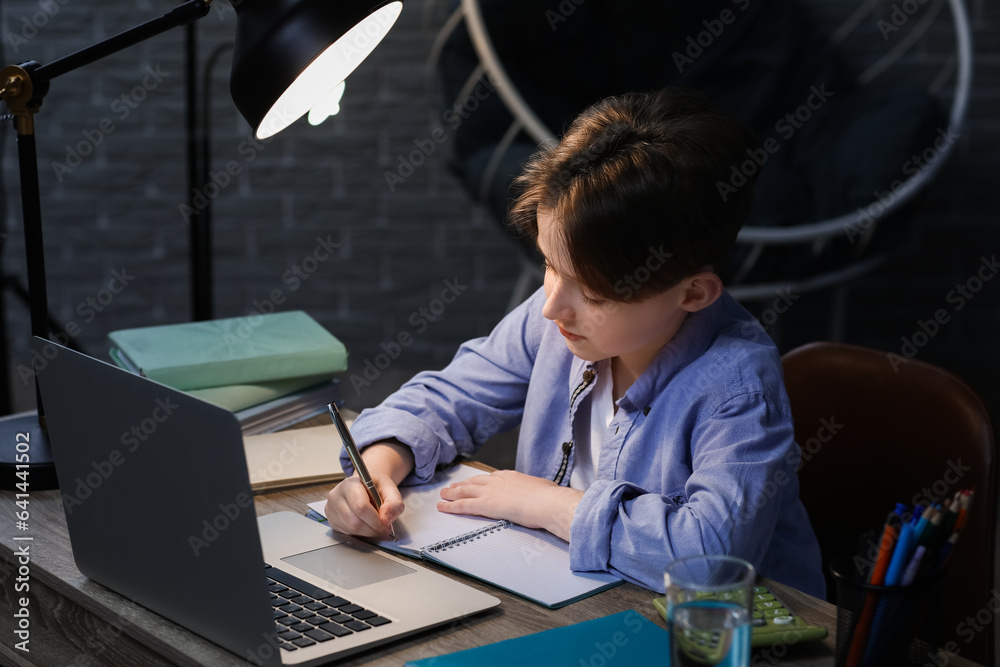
[509,87,760,302]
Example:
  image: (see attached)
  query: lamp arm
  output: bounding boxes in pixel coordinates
[31,0,210,95]
[0,0,210,432]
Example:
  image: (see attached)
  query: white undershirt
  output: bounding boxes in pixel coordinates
[570,360,615,491]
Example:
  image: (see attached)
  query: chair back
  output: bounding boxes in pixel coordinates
[782,341,995,665]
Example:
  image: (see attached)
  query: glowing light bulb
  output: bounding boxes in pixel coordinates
[308,81,347,126]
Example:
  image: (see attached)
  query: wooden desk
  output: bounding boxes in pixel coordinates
[0,481,985,666]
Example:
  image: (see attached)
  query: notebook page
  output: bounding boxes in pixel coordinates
[306,465,502,554]
[377,466,502,551]
[425,523,620,608]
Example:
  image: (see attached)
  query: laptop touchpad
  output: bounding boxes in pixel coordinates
[282,542,415,590]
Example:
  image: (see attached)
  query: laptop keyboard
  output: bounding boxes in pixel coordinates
[266,564,392,652]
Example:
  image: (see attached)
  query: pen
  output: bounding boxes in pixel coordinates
[328,402,396,541]
[885,514,916,586]
[846,511,901,667]
[900,545,926,586]
[953,490,972,534]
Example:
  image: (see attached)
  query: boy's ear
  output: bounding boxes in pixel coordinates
[679,271,724,313]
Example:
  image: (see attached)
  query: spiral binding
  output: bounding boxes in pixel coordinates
[425,520,512,553]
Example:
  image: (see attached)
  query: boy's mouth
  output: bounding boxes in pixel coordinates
[558,326,584,341]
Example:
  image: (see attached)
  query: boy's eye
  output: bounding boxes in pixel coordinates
[580,293,605,306]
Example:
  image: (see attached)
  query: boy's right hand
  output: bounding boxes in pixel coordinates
[324,473,404,538]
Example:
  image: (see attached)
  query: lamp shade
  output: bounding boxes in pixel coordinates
[230,0,403,139]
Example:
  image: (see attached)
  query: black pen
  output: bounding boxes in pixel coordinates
[327,402,396,541]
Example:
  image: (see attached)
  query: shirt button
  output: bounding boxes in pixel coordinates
[582,370,595,382]
[562,442,572,454]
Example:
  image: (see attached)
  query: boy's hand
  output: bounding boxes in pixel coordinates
[437,470,583,541]
[324,439,414,538]
[324,473,403,538]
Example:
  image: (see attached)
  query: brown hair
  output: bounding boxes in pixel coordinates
[509,87,759,302]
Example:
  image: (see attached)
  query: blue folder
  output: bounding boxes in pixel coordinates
[404,610,669,666]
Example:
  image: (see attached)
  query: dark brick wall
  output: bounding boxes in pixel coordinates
[0,0,523,410]
[0,0,997,427]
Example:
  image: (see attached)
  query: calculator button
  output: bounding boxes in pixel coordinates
[754,593,775,602]
[756,601,781,609]
[772,615,797,625]
[764,608,791,617]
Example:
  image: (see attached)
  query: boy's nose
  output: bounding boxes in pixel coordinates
[542,278,573,322]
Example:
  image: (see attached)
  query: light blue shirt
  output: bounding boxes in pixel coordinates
[346,288,825,597]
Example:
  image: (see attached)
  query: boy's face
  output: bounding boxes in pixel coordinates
[536,209,691,372]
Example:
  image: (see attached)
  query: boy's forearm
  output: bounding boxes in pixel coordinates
[540,486,583,542]
[360,440,415,484]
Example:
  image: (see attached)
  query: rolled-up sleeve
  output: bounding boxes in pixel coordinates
[343,291,544,483]
[569,390,797,591]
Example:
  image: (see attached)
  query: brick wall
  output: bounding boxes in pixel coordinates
[0,0,523,410]
[0,0,998,425]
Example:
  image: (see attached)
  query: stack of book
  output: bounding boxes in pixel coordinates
[108,310,347,434]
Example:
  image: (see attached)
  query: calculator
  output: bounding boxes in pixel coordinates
[652,583,827,648]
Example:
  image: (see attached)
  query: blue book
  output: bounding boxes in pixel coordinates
[404,610,668,666]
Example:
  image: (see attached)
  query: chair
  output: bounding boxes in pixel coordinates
[781,341,996,665]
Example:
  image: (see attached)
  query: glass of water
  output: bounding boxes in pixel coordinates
[664,555,755,667]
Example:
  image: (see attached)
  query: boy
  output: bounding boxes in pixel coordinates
[326,88,825,597]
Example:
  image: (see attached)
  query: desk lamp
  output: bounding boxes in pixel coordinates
[0,0,404,490]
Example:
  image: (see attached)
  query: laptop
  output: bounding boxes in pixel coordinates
[33,338,500,666]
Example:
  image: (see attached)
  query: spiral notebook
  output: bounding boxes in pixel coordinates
[307,465,621,608]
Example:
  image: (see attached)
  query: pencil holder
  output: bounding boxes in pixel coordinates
[830,553,946,667]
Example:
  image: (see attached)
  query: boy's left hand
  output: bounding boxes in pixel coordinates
[437,470,583,541]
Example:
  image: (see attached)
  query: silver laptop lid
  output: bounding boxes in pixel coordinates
[33,337,281,666]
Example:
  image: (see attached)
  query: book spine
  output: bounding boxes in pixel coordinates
[148,349,345,390]
[425,520,512,553]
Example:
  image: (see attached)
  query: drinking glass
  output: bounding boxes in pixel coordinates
[664,555,755,667]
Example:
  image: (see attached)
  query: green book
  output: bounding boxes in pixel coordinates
[107,311,347,391]
[404,611,668,666]
[185,375,333,412]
